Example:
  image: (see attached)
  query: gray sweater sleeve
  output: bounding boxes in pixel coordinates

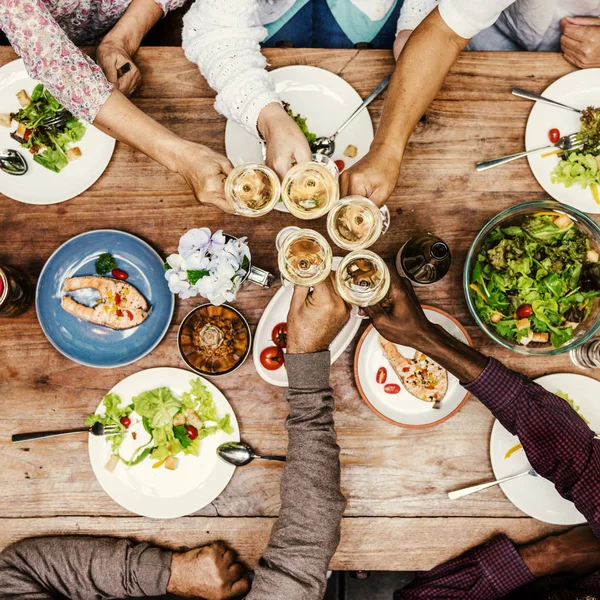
[0,536,172,599]
[247,350,347,600]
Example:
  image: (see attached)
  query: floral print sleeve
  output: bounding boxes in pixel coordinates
[0,0,114,123]
[155,0,188,13]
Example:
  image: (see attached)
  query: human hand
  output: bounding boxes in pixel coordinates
[393,30,413,60]
[560,17,600,69]
[97,36,142,97]
[340,144,401,207]
[176,142,235,214]
[257,103,312,180]
[167,541,250,599]
[286,275,350,354]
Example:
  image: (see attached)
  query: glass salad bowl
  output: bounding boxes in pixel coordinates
[464,201,600,356]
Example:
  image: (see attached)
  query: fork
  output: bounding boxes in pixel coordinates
[476,132,583,172]
[448,467,538,500]
[41,110,71,129]
[12,421,120,443]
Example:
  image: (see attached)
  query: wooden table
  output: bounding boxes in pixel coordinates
[1,47,598,572]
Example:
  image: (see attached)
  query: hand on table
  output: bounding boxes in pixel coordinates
[561,17,600,69]
[340,144,401,207]
[97,36,142,97]
[167,541,250,599]
[286,275,350,354]
[257,103,312,181]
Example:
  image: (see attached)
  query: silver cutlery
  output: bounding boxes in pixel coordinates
[512,87,582,114]
[0,148,28,176]
[12,421,120,443]
[311,75,391,157]
[42,109,71,129]
[476,132,582,172]
[448,468,538,500]
[217,441,286,466]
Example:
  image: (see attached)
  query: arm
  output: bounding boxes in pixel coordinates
[247,278,349,600]
[393,0,440,59]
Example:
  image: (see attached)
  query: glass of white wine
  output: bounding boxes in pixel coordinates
[335,249,390,308]
[277,228,333,287]
[327,195,390,250]
[225,163,281,217]
[281,155,339,220]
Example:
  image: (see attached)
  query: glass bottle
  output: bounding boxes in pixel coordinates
[0,265,34,317]
[571,338,600,369]
[396,234,451,286]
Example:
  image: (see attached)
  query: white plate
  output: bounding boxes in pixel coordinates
[88,367,239,518]
[354,307,471,428]
[225,65,374,212]
[0,59,115,205]
[253,280,362,387]
[526,68,600,214]
[490,372,600,525]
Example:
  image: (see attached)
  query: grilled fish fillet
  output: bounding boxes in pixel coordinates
[379,336,448,402]
[61,276,149,330]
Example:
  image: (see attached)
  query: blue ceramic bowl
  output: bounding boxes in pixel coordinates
[36,230,174,368]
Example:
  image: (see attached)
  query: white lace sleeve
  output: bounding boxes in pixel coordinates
[182,0,281,139]
[396,0,440,32]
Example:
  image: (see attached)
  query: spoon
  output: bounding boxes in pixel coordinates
[217,441,286,466]
[511,87,582,114]
[0,149,28,175]
[311,75,391,157]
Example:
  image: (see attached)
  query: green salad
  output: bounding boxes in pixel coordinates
[86,378,233,471]
[283,101,317,145]
[551,106,600,203]
[470,212,600,349]
[556,390,590,424]
[3,84,86,173]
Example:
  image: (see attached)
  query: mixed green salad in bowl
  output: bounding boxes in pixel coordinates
[465,201,600,355]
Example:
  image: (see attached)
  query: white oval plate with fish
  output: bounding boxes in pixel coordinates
[225,65,374,212]
[0,59,115,205]
[89,367,239,519]
[354,307,472,428]
[490,373,600,525]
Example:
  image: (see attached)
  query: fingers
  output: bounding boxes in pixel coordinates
[271,154,293,181]
[117,63,142,96]
[289,284,310,313]
[218,155,234,175]
[230,575,251,598]
[563,16,600,27]
[293,139,312,164]
[222,548,236,566]
[561,22,587,42]
[203,191,235,214]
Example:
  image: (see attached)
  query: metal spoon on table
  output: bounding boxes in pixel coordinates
[511,87,582,114]
[217,441,286,466]
[311,75,391,157]
[0,149,27,176]
[448,468,538,500]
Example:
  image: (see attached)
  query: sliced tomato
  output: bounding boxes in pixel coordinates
[516,304,533,318]
[111,268,128,280]
[376,367,387,384]
[334,159,345,173]
[116,309,124,318]
[384,384,401,394]
[24,129,32,142]
[260,346,284,370]
[271,322,287,348]
[124,309,134,321]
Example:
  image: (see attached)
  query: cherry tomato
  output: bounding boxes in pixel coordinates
[272,322,288,348]
[114,293,122,305]
[548,128,560,144]
[29,144,39,154]
[111,268,128,280]
[120,416,131,428]
[376,367,387,384]
[185,425,199,440]
[334,159,345,173]
[260,346,284,370]
[516,304,533,318]
[384,384,401,394]
[24,129,32,142]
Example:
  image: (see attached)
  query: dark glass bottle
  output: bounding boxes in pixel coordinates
[396,234,451,285]
[0,266,34,317]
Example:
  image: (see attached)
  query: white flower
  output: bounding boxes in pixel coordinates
[166,270,198,299]
[178,228,211,257]
[185,249,210,272]
[166,254,187,272]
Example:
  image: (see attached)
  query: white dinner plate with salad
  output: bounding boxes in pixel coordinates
[225,65,374,212]
[526,68,600,214]
[490,372,600,525]
[0,59,115,205]
[354,307,472,428]
[88,367,239,519]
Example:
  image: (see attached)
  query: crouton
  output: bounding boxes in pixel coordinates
[531,332,549,344]
[490,312,503,323]
[520,330,534,346]
[516,318,531,330]
[15,122,26,138]
[165,456,178,471]
[0,113,12,128]
[186,408,203,429]
[173,412,186,427]
[586,249,599,263]
[16,89,31,107]
[343,144,358,158]
[66,147,82,162]
[105,454,119,472]
[554,214,573,229]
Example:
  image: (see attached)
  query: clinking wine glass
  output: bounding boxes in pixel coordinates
[225,163,281,217]
[277,227,333,287]
[281,154,339,220]
[327,195,390,250]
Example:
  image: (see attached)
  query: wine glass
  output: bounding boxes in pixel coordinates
[277,228,333,287]
[335,250,390,308]
[225,163,281,217]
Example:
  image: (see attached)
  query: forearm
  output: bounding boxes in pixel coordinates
[0,536,171,598]
[248,352,346,600]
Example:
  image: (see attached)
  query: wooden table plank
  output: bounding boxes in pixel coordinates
[0,48,597,568]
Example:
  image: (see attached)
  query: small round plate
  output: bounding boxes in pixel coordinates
[36,230,174,368]
[225,65,374,213]
[88,367,239,518]
[0,59,115,205]
[526,68,600,214]
[490,372,600,525]
[354,307,472,428]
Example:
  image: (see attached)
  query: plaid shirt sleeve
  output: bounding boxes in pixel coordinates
[395,534,534,599]
[465,358,600,537]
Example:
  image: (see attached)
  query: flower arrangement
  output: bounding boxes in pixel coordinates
[165,228,251,306]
